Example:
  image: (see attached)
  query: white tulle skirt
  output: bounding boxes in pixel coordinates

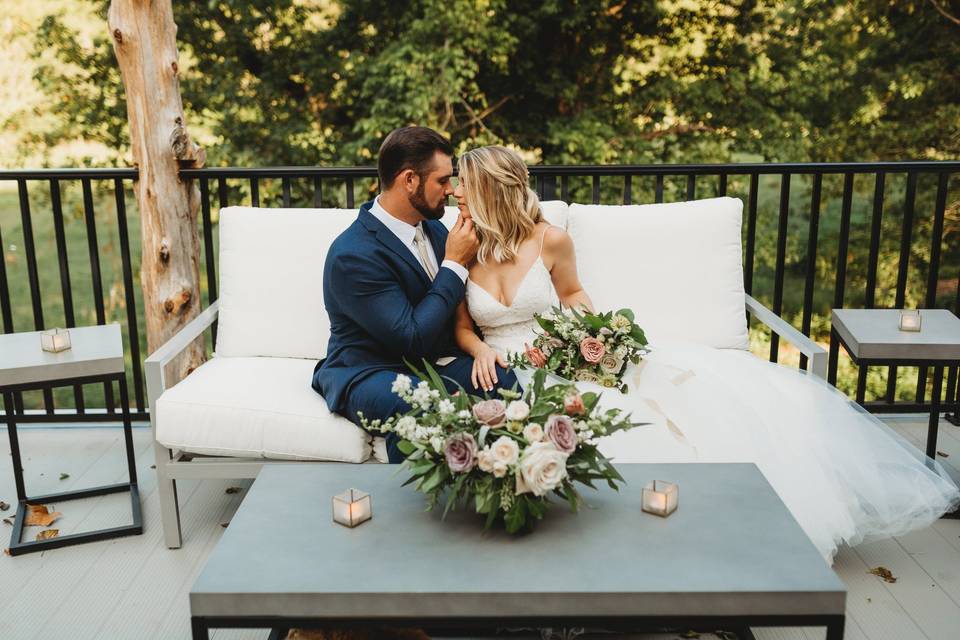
[516,341,960,564]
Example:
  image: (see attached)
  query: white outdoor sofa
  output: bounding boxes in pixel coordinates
[145,197,827,548]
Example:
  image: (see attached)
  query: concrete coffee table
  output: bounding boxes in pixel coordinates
[190,463,845,639]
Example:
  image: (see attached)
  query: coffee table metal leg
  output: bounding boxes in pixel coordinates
[191,617,209,640]
[825,615,845,640]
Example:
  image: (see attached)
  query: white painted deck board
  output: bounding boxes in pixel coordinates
[1,416,958,640]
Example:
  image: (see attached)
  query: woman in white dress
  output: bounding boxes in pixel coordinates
[450,145,960,563]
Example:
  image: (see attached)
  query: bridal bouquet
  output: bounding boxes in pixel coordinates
[508,306,649,393]
[361,364,643,534]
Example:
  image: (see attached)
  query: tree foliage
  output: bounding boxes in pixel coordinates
[22,0,960,167]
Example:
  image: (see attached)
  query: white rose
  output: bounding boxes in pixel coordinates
[505,400,530,422]
[522,422,544,443]
[517,442,568,497]
[492,461,509,478]
[477,449,495,473]
[490,435,520,465]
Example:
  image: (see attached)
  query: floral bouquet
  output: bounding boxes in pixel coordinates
[507,306,649,393]
[361,363,645,534]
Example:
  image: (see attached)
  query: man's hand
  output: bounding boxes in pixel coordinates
[444,214,479,266]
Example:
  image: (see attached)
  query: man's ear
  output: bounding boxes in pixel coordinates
[400,169,419,194]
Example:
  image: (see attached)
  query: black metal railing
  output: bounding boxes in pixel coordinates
[1,161,958,423]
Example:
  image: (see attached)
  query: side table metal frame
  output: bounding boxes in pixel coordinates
[830,327,954,461]
[2,372,142,555]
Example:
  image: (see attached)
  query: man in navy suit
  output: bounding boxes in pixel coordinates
[312,126,518,463]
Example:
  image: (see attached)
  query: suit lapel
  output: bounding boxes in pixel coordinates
[359,204,431,285]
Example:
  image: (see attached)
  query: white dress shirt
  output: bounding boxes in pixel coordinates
[369,196,468,282]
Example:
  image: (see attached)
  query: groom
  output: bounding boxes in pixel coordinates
[312,126,518,463]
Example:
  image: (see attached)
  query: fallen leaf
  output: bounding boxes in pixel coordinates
[150,465,156,469]
[225,487,242,495]
[35,529,59,541]
[867,597,872,603]
[25,504,62,527]
[59,472,70,480]
[3,548,9,556]
[0,500,9,511]
[868,566,897,583]
[220,522,229,528]
[936,451,949,458]
[2,518,12,526]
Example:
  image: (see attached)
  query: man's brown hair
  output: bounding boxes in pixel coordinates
[377,126,454,189]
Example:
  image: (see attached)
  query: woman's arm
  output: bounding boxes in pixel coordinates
[544,227,595,312]
[454,300,506,392]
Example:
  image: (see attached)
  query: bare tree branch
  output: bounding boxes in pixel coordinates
[928,0,960,26]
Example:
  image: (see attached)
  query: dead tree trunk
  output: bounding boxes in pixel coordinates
[108,0,205,384]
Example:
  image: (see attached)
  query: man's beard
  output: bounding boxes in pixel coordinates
[409,179,446,220]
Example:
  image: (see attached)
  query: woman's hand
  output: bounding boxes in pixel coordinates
[472,343,507,392]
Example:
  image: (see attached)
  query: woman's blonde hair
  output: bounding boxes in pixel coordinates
[457,145,543,264]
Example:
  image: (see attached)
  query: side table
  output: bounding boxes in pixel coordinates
[1,324,142,555]
[831,308,960,463]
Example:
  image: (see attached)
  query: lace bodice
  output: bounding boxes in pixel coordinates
[466,255,558,357]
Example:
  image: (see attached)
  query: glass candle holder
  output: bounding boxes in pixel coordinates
[898,309,921,332]
[332,488,372,528]
[40,328,72,353]
[641,480,678,517]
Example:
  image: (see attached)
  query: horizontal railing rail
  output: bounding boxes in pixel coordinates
[1,162,958,424]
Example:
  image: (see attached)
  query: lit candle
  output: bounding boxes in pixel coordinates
[332,488,372,528]
[40,328,72,353]
[898,309,921,332]
[641,480,678,517]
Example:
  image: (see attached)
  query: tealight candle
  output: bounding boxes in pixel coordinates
[332,488,372,528]
[898,309,921,332]
[40,328,72,353]
[641,480,678,517]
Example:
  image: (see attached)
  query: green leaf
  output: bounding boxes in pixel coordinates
[396,439,415,456]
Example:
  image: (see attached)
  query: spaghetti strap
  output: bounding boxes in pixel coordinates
[537,224,558,258]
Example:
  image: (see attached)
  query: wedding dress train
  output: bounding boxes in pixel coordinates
[465,239,960,563]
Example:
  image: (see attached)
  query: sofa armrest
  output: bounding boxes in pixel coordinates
[145,301,220,434]
[744,294,827,379]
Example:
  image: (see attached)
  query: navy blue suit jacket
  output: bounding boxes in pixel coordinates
[312,201,465,412]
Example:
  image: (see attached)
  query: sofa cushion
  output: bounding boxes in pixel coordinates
[567,197,748,350]
[155,356,372,462]
[440,200,569,231]
[215,206,358,359]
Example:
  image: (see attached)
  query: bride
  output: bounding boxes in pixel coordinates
[450,144,960,563]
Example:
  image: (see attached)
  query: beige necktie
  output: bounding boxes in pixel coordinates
[413,226,438,280]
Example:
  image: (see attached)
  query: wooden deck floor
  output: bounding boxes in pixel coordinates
[1,416,959,640]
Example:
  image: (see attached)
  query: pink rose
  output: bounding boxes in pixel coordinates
[525,344,547,368]
[472,399,506,427]
[579,337,606,363]
[444,432,478,473]
[563,393,586,416]
[545,414,578,454]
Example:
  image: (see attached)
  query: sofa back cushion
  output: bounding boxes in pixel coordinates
[567,197,748,350]
[215,206,358,359]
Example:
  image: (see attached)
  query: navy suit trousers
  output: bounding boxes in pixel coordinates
[339,358,520,464]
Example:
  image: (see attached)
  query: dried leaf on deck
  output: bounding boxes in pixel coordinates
[225,487,243,495]
[2,518,12,526]
[35,529,59,541]
[150,465,156,469]
[59,473,70,480]
[0,500,9,511]
[936,451,949,458]
[25,504,62,527]
[868,566,897,583]
[220,522,229,528]
[3,548,10,556]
